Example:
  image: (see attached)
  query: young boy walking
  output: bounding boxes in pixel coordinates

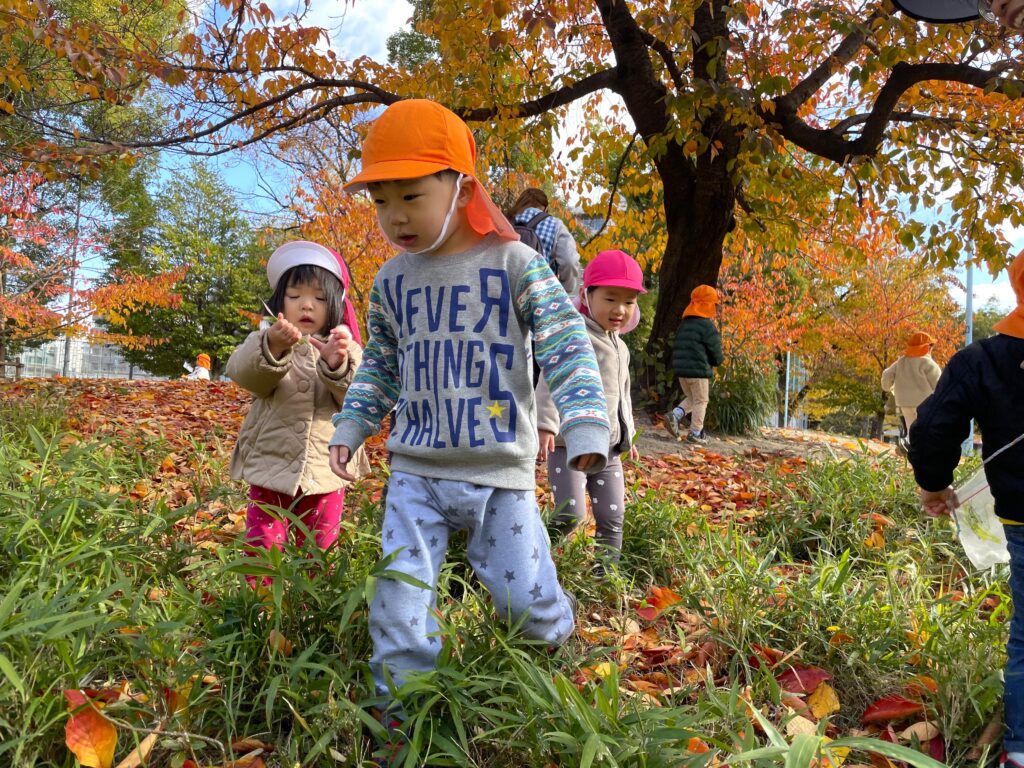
[908,251,1024,767]
[328,100,610,715]
[665,285,724,444]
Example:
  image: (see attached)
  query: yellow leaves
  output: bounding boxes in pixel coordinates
[807,682,841,719]
[64,690,118,768]
[863,529,885,550]
[267,629,293,657]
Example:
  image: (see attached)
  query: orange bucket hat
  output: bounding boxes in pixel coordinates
[904,331,936,357]
[343,99,517,242]
[683,285,720,318]
[993,249,1024,339]
[196,353,211,369]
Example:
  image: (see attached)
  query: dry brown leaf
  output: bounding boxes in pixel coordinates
[785,713,818,737]
[900,721,940,742]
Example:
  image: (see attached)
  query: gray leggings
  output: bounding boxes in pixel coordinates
[548,447,625,558]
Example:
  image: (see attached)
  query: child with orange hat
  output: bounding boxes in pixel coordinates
[908,250,1024,765]
[227,240,369,581]
[665,285,724,444]
[880,330,942,431]
[536,249,643,571]
[326,99,609,737]
[186,353,211,380]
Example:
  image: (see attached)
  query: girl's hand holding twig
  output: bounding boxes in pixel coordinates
[309,324,352,371]
[537,430,555,462]
[267,313,302,359]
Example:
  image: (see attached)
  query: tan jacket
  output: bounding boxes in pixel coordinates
[537,315,635,453]
[227,330,370,495]
[881,354,942,408]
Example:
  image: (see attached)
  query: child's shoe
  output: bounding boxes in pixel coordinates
[370,714,407,767]
[1001,752,1024,768]
[665,410,682,437]
[686,430,708,445]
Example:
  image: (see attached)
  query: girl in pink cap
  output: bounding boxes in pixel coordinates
[536,249,643,572]
[226,240,369,582]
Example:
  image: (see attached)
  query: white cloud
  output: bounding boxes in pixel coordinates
[266,0,413,62]
[949,272,1015,311]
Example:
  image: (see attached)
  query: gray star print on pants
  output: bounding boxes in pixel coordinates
[367,471,576,699]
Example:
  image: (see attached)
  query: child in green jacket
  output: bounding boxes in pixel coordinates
[665,285,723,444]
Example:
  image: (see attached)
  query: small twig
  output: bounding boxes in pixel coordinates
[107,716,229,765]
[584,133,639,247]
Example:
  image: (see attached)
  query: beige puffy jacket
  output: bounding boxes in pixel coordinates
[227,330,370,495]
[880,354,942,408]
[537,314,635,453]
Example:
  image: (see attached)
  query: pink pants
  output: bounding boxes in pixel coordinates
[245,485,345,552]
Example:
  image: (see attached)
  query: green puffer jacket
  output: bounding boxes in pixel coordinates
[671,316,723,378]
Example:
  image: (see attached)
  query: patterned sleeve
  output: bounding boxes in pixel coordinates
[329,278,401,451]
[516,255,609,470]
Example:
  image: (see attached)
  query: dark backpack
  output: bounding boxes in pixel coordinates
[513,211,550,258]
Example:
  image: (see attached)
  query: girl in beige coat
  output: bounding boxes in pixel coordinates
[228,241,368,574]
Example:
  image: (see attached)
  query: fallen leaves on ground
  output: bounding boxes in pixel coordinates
[5,379,924,766]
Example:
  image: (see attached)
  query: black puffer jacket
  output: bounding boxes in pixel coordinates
[909,333,1024,522]
[670,316,724,379]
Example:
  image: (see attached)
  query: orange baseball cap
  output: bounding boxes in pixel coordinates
[344,100,517,241]
[993,249,1024,339]
[683,285,720,318]
[904,331,936,357]
[196,353,211,368]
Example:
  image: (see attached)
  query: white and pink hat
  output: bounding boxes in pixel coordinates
[266,240,362,342]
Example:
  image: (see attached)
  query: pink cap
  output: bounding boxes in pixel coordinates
[583,249,646,293]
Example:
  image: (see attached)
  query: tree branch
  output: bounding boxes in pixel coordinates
[637,28,686,92]
[768,62,1024,164]
[778,9,885,113]
[458,68,619,120]
[583,133,639,247]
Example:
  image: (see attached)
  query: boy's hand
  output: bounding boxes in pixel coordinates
[629,445,640,463]
[330,444,355,481]
[920,487,955,517]
[538,430,555,462]
[267,313,301,359]
[310,324,352,370]
[574,452,602,472]
[993,0,1024,29]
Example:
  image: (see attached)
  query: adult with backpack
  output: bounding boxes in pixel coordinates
[507,187,582,296]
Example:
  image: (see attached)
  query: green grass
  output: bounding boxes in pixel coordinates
[0,389,1003,767]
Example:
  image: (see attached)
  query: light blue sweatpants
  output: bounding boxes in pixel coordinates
[368,471,576,696]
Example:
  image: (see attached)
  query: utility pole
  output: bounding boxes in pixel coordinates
[62,177,83,377]
[963,261,975,455]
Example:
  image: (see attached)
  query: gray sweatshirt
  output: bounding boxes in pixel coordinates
[330,236,610,489]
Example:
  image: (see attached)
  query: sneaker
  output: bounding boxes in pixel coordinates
[686,431,708,445]
[665,410,681,437]
[371,715,406,767]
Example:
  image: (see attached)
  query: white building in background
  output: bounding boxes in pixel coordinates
[14,338,162,380]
